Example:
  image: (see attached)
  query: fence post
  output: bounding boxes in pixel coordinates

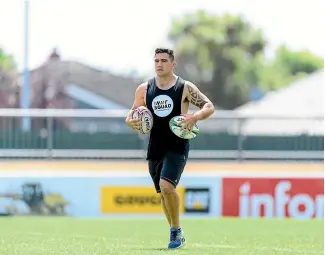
[237,118,245,161]
[47,116,53,159]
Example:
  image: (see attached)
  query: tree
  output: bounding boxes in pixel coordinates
[168,11,324,109]
[0,47,16,71]
[168,11,266,109]
[258,46,324,90]
[275,45,323,75]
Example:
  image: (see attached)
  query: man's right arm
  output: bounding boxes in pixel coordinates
[125,83,147,130]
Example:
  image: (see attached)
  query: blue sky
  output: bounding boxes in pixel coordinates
[0,0,323,76]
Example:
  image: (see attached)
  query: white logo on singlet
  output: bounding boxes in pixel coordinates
[152,95,174,117]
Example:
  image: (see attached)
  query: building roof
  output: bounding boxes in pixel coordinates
[20,60,144,109]
[61,61,143,108]
[229,71,324,135]
[236,70,324,115]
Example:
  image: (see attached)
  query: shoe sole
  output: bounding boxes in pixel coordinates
[168,238,186,249]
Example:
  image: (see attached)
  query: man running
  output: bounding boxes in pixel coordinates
[125,48,215,249]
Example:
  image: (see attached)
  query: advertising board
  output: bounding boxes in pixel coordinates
[222,178,324,219]
[2,164,321,219]
[0,178,83,217]
[100,186,184,214]
[184,188,210,213]
[0,173,220,217]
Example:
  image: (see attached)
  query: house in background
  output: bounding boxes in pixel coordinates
[0,69,20,130]
[229,70,324,135]
[0,68,19,108]
[19,49,142,110]
[16,49,144,133]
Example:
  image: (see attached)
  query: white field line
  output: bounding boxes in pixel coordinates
[6,232,323,254]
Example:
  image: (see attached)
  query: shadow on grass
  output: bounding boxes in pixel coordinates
[134,247,189,251]
[135,248,168,251]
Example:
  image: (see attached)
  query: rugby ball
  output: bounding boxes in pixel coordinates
[132,106,154,134]
[169,115,199,139]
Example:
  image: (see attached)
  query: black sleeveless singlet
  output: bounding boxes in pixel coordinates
[146,76,189,160]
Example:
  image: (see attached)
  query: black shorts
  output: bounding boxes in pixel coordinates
[148,151,188,193]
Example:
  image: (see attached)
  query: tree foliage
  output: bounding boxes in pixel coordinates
[0,48,16,72]
[168,11,323,109]
[258,46,323,90]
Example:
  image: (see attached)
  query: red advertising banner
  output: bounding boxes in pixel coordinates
[222,178,324,219]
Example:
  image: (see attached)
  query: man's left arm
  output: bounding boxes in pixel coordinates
[186,81,215,120]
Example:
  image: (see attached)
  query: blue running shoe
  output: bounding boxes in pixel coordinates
[168,228,185,249]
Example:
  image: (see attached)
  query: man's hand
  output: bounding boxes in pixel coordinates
[125,83,147,132]
[179,114,199,131]
[125,113,142,131]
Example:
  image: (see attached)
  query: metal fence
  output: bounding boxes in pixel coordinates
[0,109,323,160]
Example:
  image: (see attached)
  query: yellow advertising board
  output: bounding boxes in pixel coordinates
[101,186,185,214]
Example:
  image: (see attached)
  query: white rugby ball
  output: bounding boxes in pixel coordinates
[169,115,199,139]
[132,106,154,134]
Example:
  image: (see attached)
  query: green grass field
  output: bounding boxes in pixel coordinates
[0,217,323,255]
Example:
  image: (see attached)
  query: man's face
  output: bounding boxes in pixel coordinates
[154,53,175,76]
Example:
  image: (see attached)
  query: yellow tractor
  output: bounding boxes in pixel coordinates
[0,182,69,216]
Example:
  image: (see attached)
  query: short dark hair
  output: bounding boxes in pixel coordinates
[155,48,174,61]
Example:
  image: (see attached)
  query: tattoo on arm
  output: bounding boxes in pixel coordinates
[187,85,208,108]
